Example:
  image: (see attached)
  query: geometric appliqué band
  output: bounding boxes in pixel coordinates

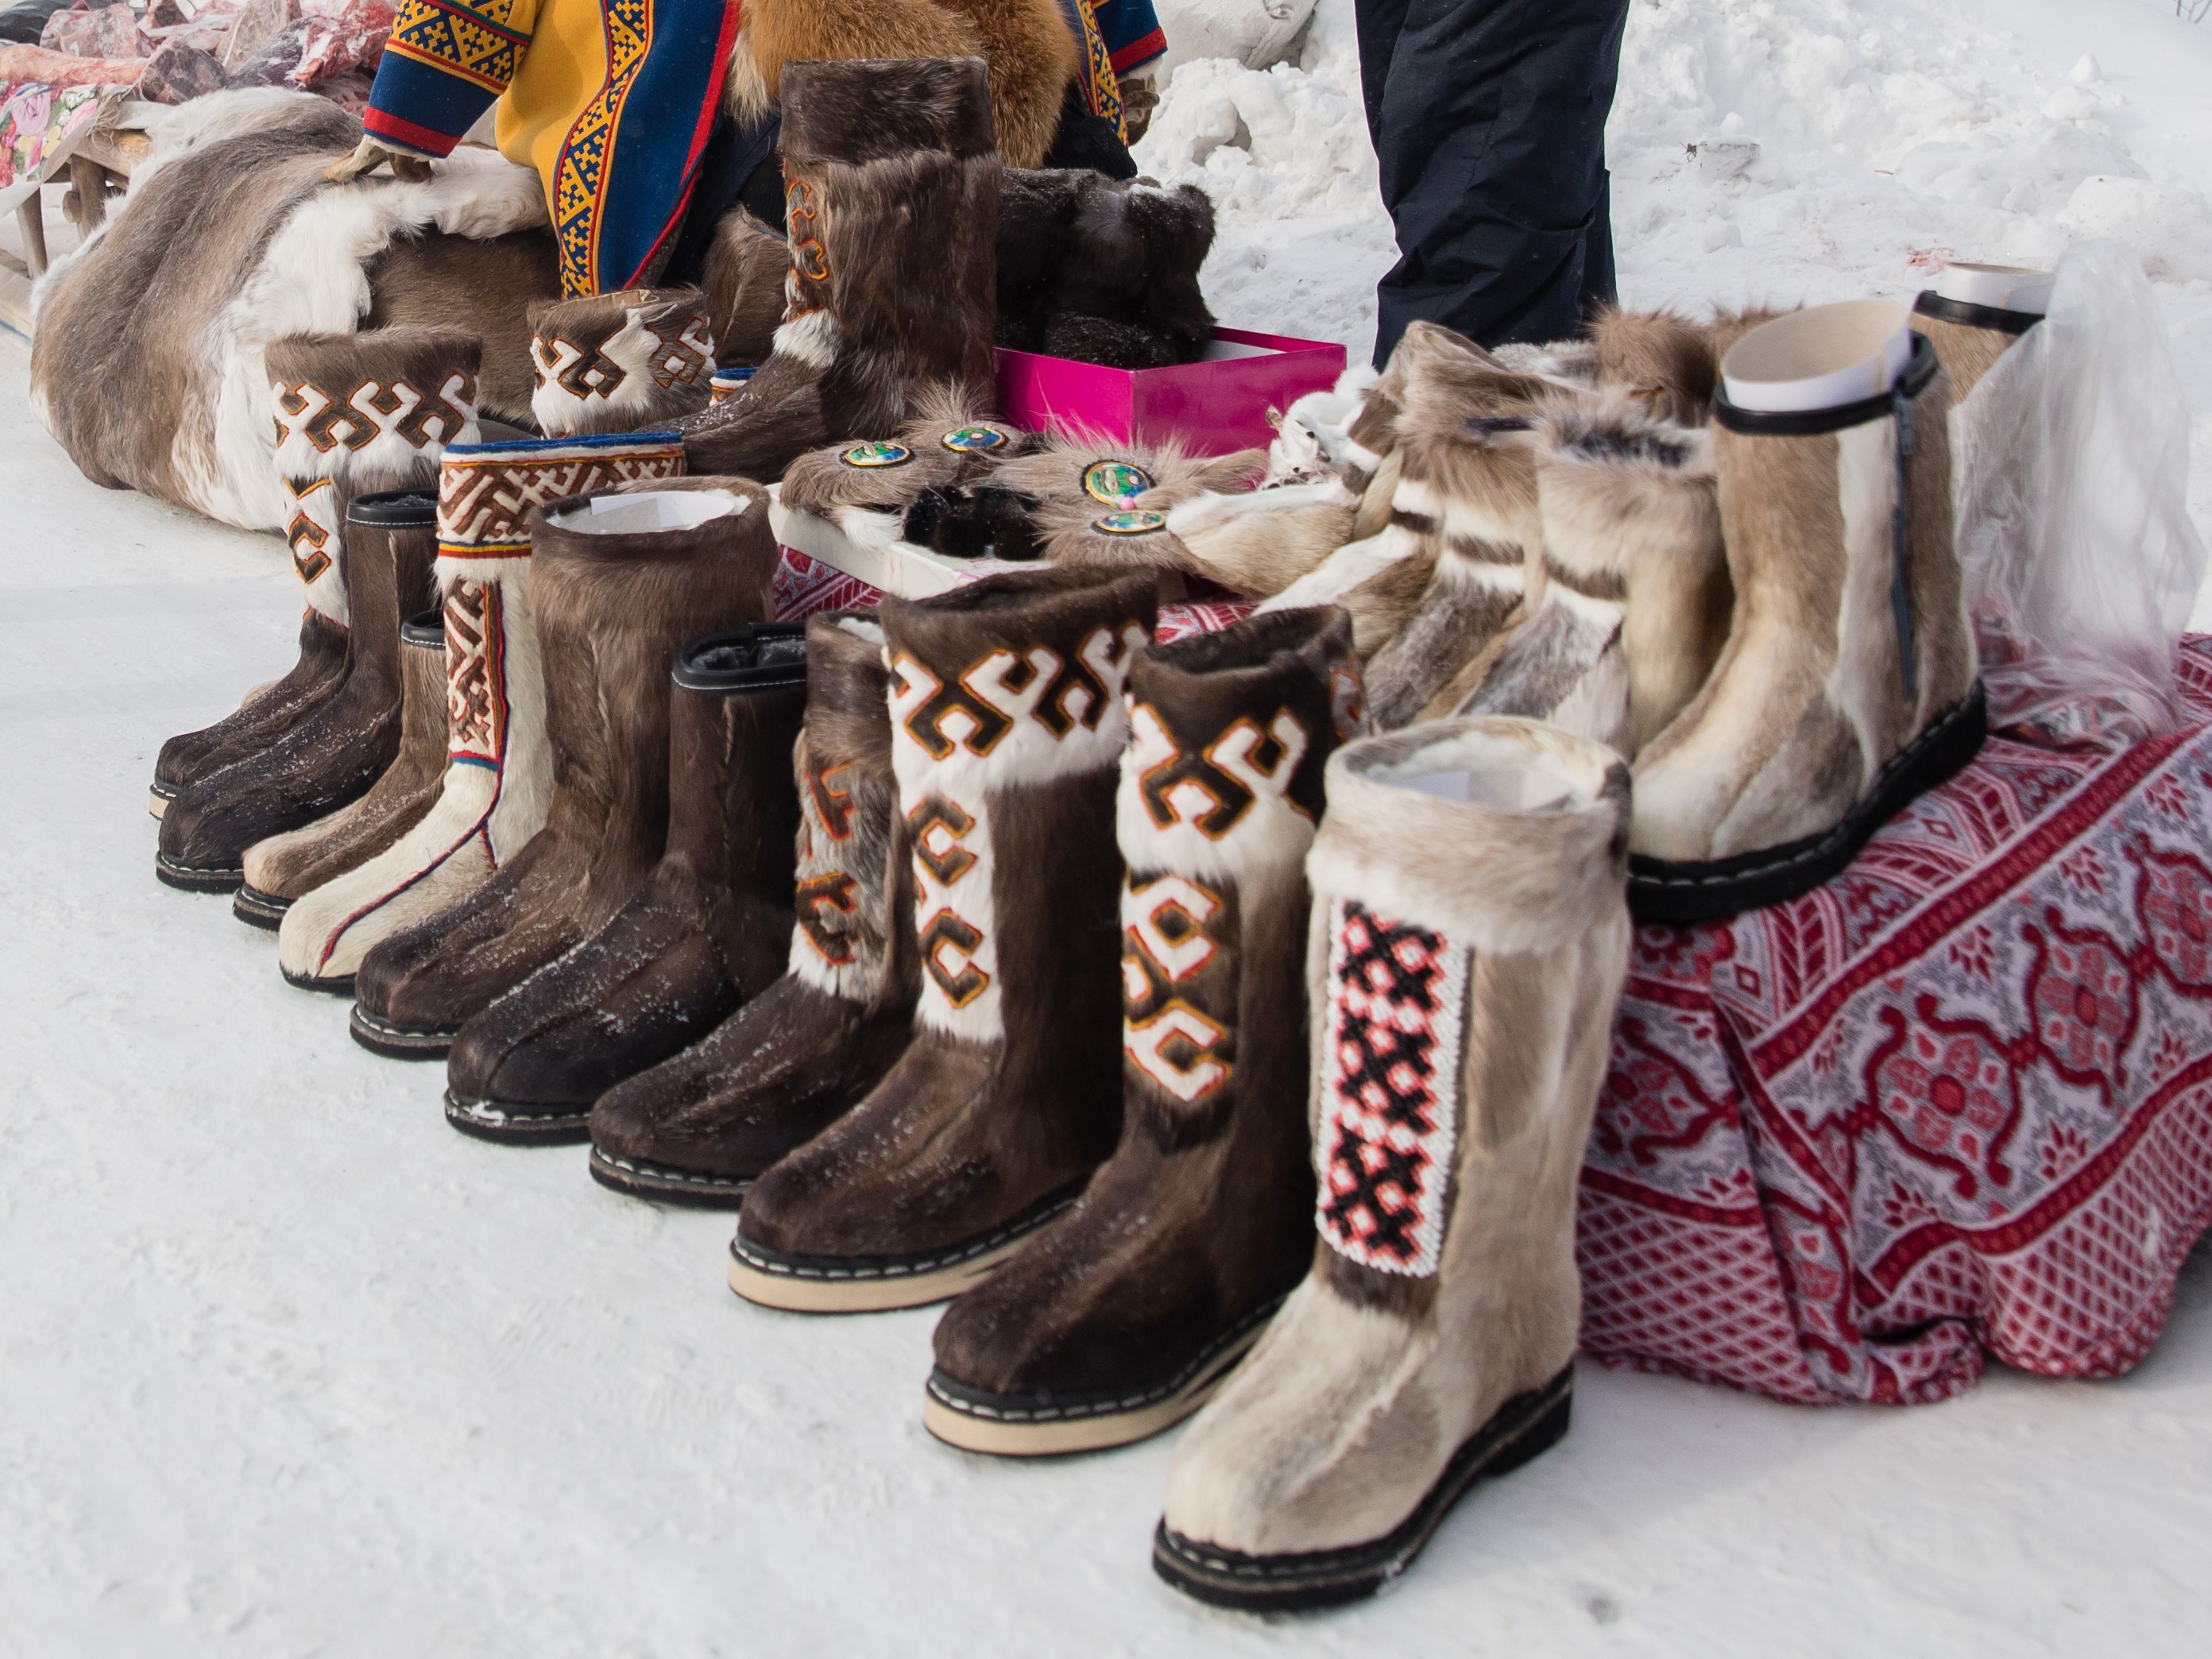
[1315,896,1468,1277]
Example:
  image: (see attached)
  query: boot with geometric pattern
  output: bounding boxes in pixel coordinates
[529,288,717,438]
[925,607,1360,1456]
[1154,714,1632,1611]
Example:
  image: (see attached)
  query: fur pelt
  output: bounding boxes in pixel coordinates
[779,387,1027,541]
[1162,714,1629,1558]
[1029,441,1264,573]
[1908,311,2015,401]
[362,229,559,427]
[1630,359,1969,861]
[1164,474,1361,598]
[31,91,547,530]
[726,0,1074,168]
[528,287,716,437]
[698,207,791,367]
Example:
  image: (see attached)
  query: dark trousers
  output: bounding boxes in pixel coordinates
[1357,0,1629,362]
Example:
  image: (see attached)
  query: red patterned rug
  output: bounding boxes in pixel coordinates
[777,547,2212,1406]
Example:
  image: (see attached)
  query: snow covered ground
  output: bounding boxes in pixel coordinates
[6,1,2212,1649]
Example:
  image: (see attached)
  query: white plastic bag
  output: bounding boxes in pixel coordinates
[1952,240,2209,749]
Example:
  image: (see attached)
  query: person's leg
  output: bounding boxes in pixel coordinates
[1354,0,1414,145]
[1369,0,1630,363]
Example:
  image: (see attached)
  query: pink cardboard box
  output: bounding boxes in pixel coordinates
[994,327,1348,456]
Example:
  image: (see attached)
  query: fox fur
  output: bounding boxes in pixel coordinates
[726,0,1076,169]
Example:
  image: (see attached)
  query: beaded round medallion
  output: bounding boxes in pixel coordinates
[940,425,1010,454]
[1083,460,1154,505]
[1092,510,1168,535]
[841,441,912,468]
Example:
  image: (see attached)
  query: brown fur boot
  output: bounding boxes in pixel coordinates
[529,288,717,437]
[235,592,449,932]
[1442,400,1728,745]
[588,612,918,1206]
[442,623,809,1144]
[699,209,791,367]
[1154,716,1631,1611]
[1628,304,1984,921]
[347,474,769,1059]
[278,433,686,1001]
[149,327,479,828]
[680,57,1000,483]
[728,567,1155,1311]
[925,609,1359,1456]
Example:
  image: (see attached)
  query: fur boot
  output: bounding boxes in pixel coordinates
[274,433,683,1001]
[149,326,478,823]
[700,208,798,368]
[993,174,1216,369]
[1153,716,1632,1611]
[155,329,481,889]
[1443,400,1728,746]
[348,475,775,1060]
[529,288,717,437]
[1910,265,2049,400]
[728,567,1156,1310]
[925,609,1359,1456]
[1628,304,1984,922]
[234,590,449,930]
[443,622,809,1144]
[680,57,1000,483]
[587,612,918,1206]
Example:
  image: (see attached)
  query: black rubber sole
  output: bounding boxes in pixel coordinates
[1628,683,1987,924]
[232,884,292,930]
[280,965,355,997]
[348,1004,456,1061]
[587,1147,753,1209]
[444,1089,594,1147]
[728,1181,1085,1313]
[154,852,245,894]
[1151,1365,1574,1611]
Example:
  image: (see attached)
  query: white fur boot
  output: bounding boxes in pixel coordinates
[1154,715,1631,1611]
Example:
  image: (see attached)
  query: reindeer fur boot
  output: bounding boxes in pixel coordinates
[588,612,918,1206]
[925,609,1359,1456]
[443,622,809,1144]
[350,476,775,1061]
[1628,304,1983,922]
[147,329,481,819]
[1153,716,1631,1611]
[153,329,478,876]
[276,434,683,1005]
[728,567,1155,1310]
[679,58,1000,483]
[1910,264,2050,401]
[1446,400,1727,746]
[530,288,717,437]
[235,597,449,930]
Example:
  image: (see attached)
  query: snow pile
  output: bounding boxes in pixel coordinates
[1138,0,2212,349]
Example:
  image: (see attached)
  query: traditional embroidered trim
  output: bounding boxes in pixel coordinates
[444,576,507,766]
[1094,509,1166,535]
[284,478,339,589]
[435,435,683,559]
[1127,703,1309,839]
[788,750,882,999]
[549,0,655,296]
[385,0,532,96]
[783,172,829,322]
[1122,873,1231,1103]
[1315,897,1469,1277]
[842,442,913,469]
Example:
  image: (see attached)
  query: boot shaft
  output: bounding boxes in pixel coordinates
[340,490,440,693]
[777,56,1001,431]
[787,612,911,1010]
[269,327,481,626]
[1117,609,1360,1151]
[531,288,717,437]
[880,567,1155,1048]
[665,622,810,892]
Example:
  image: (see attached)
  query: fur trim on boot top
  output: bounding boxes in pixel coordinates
[681,58,1000,484]
[155,329,481,891]
[442,623,809,1145]
[350,474,775,1065]
[588,612,920,1207]
[149,323,478,815]
[235,555,450,930]
[1445,400,1727,747]
[529,288,717,437]
[1628,310,1983,922]
[1153,715,1632,1611]
[276,434,683,1013]
[588,610,915,1212]
[924,608,1361,1456]
[728,567,1156,1311]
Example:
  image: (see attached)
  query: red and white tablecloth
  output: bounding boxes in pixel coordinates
[777,547,2212,1406]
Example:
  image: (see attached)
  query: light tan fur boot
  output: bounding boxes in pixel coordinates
[1444,399,1728,746]
[1627,302,1983,922]
[1909,263,2050,400]
[1152,715,1631,1611]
